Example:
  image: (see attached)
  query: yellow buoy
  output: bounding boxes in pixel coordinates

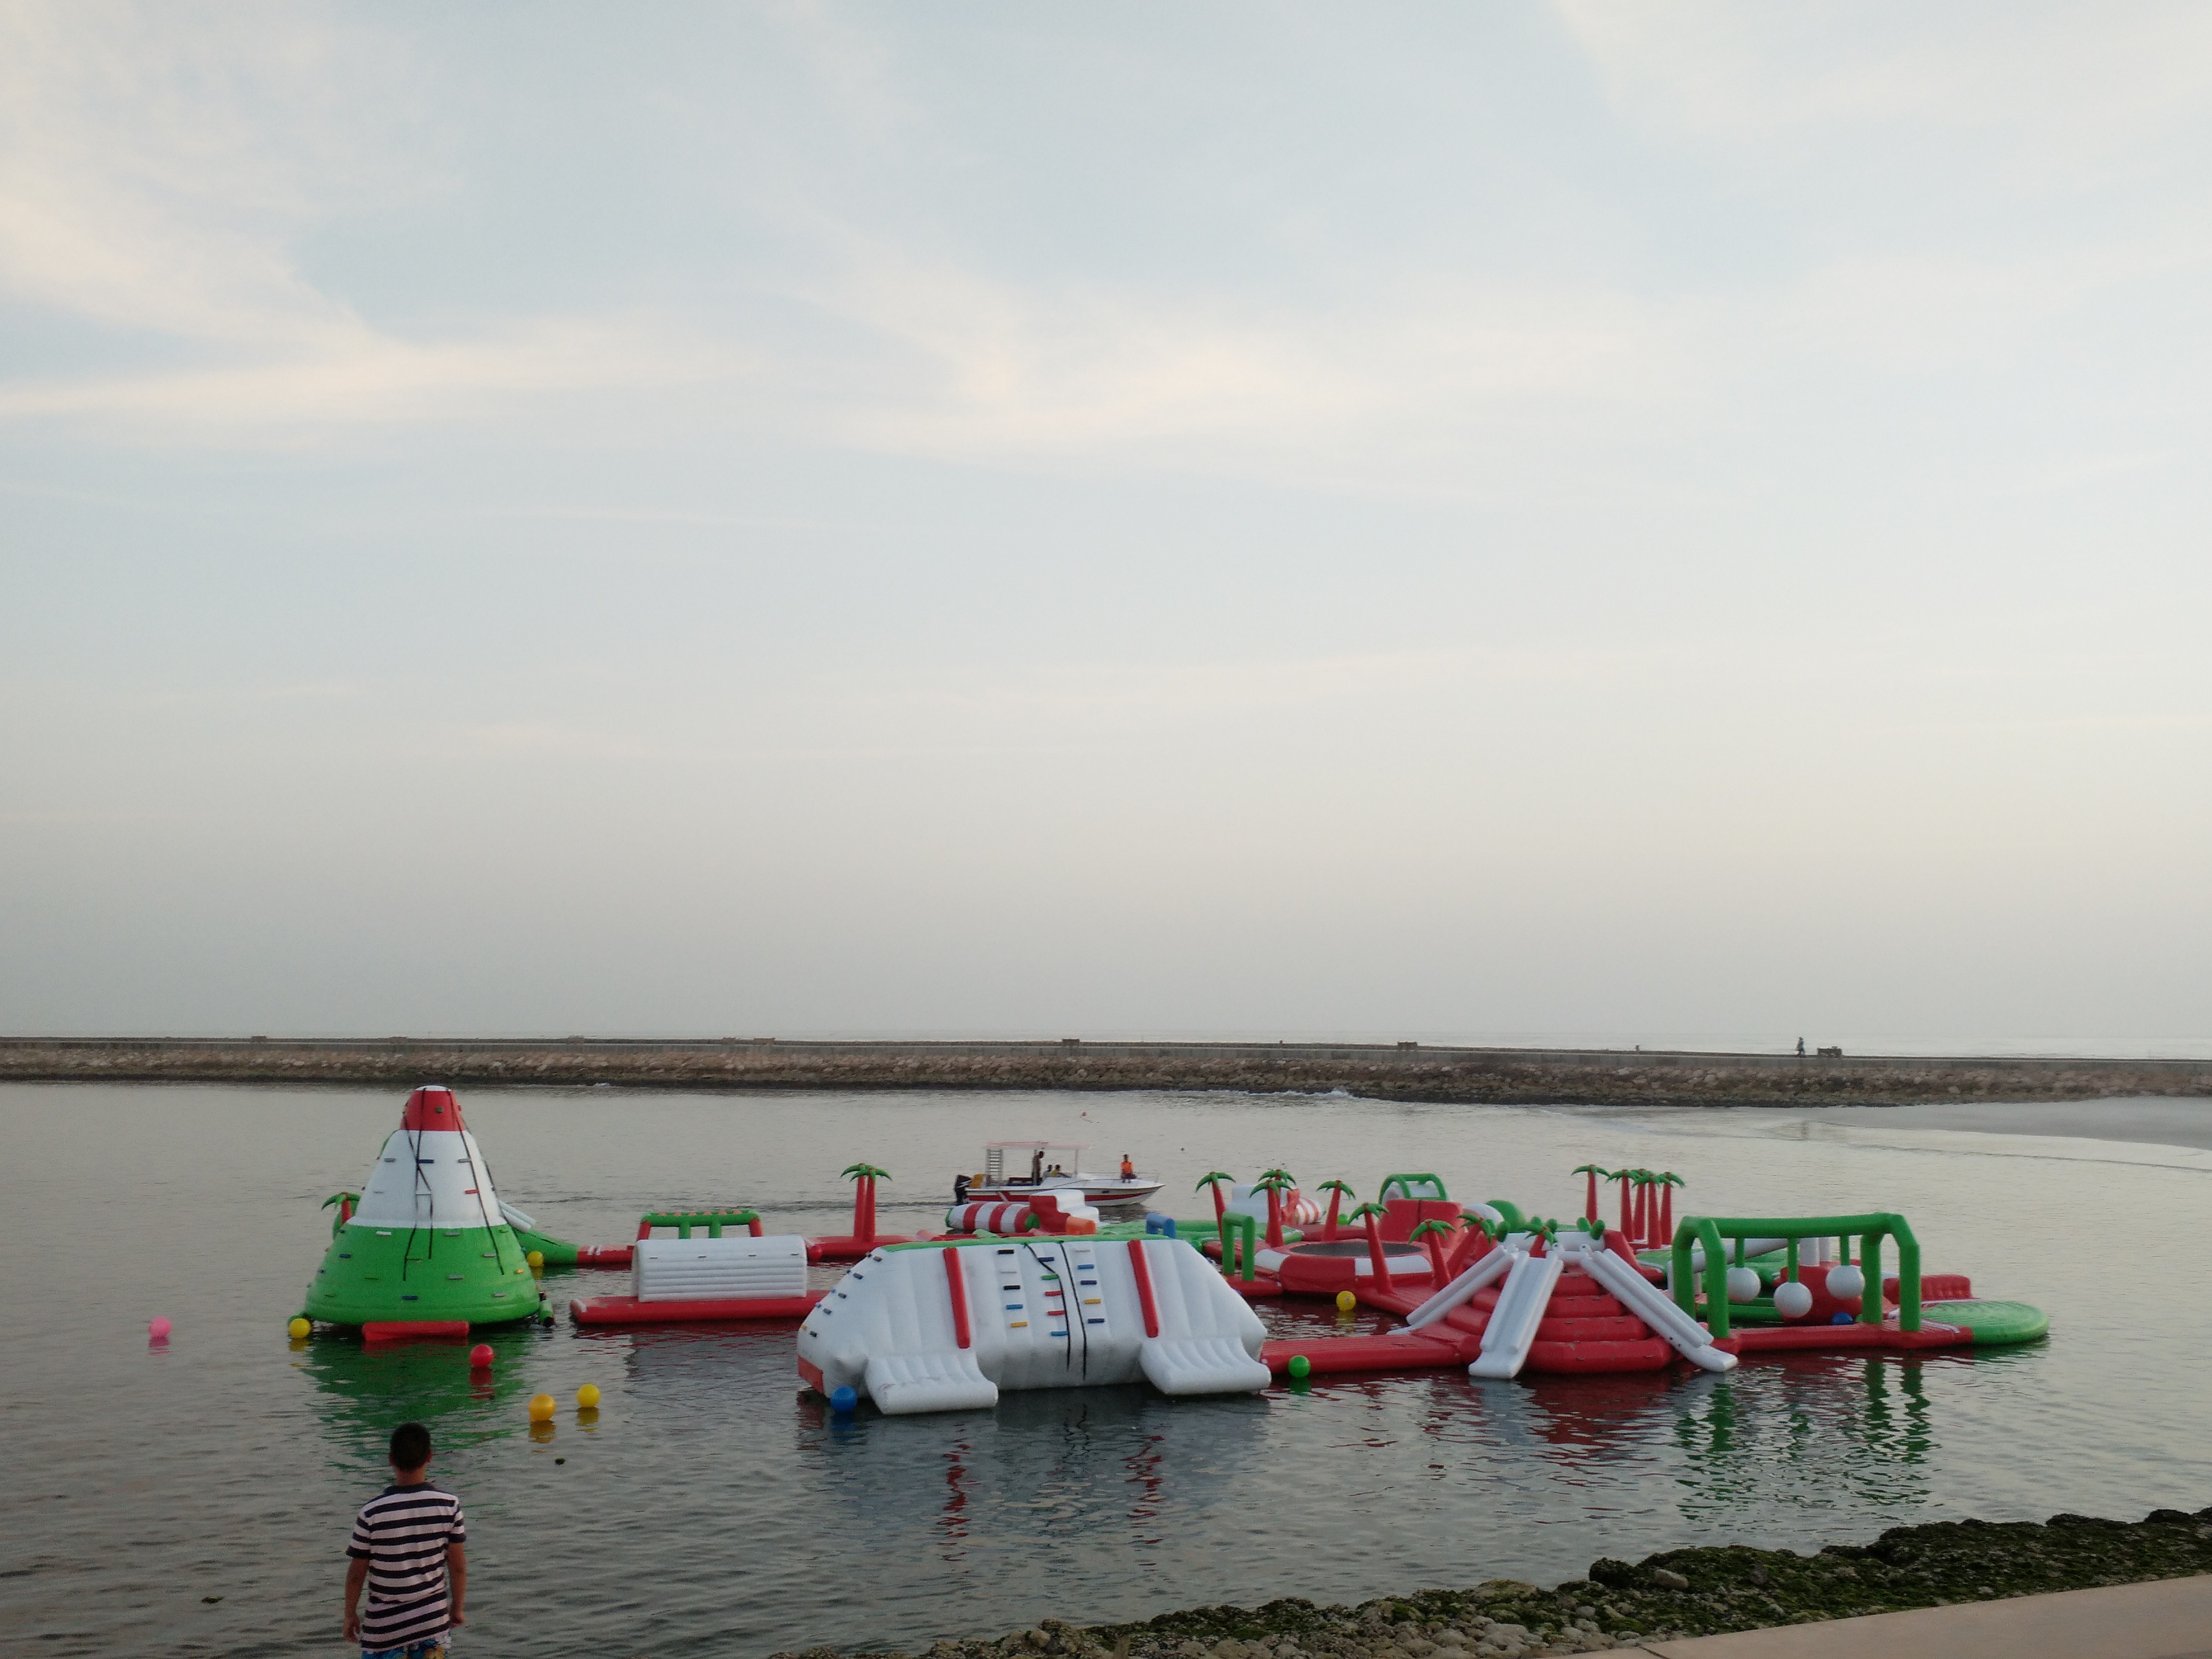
[576,1383,601,1409]
[1335,1290,1357,1312]
[528,1392,557,1422]
[526,1250,544,1269]
[287,1316,312,1339]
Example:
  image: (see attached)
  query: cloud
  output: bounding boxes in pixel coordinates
[0,3,722,438]
[1553,0,2212,163]
[0,314,730,435]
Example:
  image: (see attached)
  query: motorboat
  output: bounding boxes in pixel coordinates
[955,1141,1162,1207]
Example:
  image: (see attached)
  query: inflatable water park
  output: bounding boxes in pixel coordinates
[292,1087,2051,1415]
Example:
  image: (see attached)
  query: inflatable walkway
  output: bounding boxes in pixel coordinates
[796,1236,1272,1414]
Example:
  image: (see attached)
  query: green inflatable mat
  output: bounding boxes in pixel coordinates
[1922,1298,2050,1346]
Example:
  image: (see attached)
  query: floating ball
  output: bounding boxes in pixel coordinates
[828,1385,858,1413]
[1335,1290,1358,1312]
[1826,1264,1865,1300]
[287,1317,311,1340]
[1831,1311,1856,1325]
[528,1393,557,1422]
[468,1343,494,1369]
[526,1250,544,1269]
[148,1316,171,1339]
[576,1383,600,1408]
[1772,1281,1814,1320]
[1725,1267,1761,1303]
[1287,1354,1311,1380]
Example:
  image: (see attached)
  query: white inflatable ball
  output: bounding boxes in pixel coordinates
[1826,1264,1865,1300]
[1772,1280,1815,1319]
[1726,1266,1762,1303]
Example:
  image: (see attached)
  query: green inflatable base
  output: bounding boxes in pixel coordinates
[305,1220,543,1327]
[1924,1298,2050,1346]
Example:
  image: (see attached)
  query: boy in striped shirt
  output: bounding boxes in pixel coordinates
[343,1422,468,1658]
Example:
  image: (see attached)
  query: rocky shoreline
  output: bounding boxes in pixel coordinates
[771,1508,2212,1659]
[5,1036,2210,1107]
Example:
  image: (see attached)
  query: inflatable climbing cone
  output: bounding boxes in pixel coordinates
[302,1086,543,1329]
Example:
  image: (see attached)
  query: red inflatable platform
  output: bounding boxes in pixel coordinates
[569,1291,825,1326]
[362,1320,470,1342]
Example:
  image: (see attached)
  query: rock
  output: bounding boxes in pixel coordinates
[1650,1569,1689,1591]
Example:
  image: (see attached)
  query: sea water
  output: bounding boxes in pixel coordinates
[4,1083,2208,1659]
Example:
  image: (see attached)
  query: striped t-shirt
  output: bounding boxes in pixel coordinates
[346,1482,466,1649]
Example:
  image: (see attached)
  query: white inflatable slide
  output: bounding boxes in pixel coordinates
[797,1237,1273,1415]
[1467,1248,1563,1378]
[1569,1237,1737,1372]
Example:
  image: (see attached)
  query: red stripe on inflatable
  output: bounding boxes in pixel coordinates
[797,1357,825,1392]
[1258,1330,1470,1375]
[362,1320,469,1342]
[1127,1239,1161,1336]
[568,1292,823,1325]
[944,1246,972,1348]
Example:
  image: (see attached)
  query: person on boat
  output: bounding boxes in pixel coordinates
[1119,1154,1134,1181]
[1030,1148,1045,1184]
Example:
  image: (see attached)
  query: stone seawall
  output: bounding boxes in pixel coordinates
[2,1036,2208,1106]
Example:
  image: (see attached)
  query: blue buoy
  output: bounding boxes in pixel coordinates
[829,1385,858,1413]
[1831,1311,1855,1325]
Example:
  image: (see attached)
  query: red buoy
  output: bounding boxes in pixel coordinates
[468,1342,494,1368]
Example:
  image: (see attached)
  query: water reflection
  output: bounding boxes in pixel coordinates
[292,1332,534,1469]
[1671,1358,1935,1522]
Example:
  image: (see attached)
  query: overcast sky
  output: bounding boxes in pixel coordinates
[3,2,2209,1043]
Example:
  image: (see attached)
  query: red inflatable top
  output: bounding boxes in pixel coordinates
[400,1085,466,1131]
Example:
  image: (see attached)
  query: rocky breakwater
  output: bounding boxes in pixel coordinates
[3,1036,2210,1107]
[769,1507,2212,1659]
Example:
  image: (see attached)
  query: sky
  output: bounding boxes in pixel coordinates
[3,2,2209,1043]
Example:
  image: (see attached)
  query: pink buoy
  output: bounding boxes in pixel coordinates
[148,1316,172,1339]
[468,1343,493,1369]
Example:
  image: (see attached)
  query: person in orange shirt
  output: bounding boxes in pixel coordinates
[1119,1153,1134,1180]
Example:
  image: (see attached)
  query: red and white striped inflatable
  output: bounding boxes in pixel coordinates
[944,1201,1039,1235]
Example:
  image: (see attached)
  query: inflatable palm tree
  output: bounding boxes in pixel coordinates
[1315,1178,1355,1240]
[1255,1169,1297,1248]
[1344,1200,1392,1284]
[842,1163,891,1246]
[1654,1172,1684,1249]
[1195,1171,1234,1233]
[1408,1217,1455,1282]
[1572,1163,1610,1224]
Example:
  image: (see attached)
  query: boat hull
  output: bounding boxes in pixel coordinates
[965,1178,1162,1206]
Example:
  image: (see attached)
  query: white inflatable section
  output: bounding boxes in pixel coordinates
[1564,1236,1737,1373]
[1467,1249,1562,1379]
[633,1235,809,1302]
[798,1238,1270,1414]
[1221,1184,1320,1227]
[1030,1190,1102,1229]
[866,1351,998,1414]
[1667,1238,1794,1286]
[352,1129,505,1230]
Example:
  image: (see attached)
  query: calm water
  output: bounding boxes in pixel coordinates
[6,1083,2211,1659]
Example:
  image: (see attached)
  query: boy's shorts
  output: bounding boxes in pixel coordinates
[362,1640,446,1659]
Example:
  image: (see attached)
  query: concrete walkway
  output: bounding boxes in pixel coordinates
[1633,1575,2212,1659]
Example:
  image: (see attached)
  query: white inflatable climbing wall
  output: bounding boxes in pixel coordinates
[797,1237,1272,1414]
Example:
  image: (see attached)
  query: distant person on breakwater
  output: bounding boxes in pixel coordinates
[1797,1037,1806,1056]
[344,1422,468,1659]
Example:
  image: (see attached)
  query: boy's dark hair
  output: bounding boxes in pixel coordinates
[388,1422,433,1470]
